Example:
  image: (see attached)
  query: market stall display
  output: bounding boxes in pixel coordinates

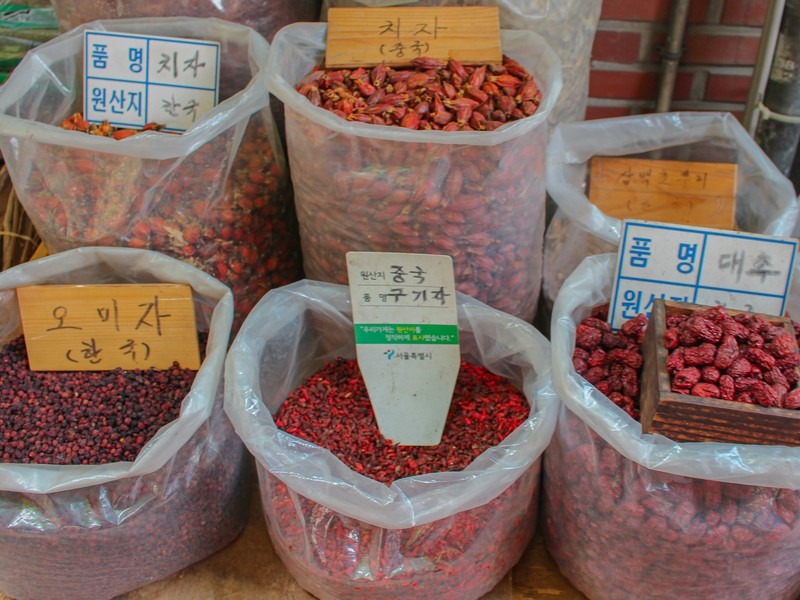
[0,18,303,326]
[546,252,800,600]
[0,247,249,600]
[224,280,559,600]
[542,112,800,319]
[267,23,561,322]
[321,0,600,126]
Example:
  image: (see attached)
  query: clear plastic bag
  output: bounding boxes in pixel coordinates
[50,0,321,42]
[0,18,303,326]
[0,246,249,600]
[224,280,559,600]
[546,252,800,600]
[321,0,600,125]
[543,112,800,314]
[266,23,562,323]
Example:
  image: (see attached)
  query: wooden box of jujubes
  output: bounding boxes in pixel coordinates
[640,299,800,446]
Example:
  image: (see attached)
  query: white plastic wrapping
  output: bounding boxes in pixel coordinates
[543,112,800,313]
[0,18,302,324]
[0,247,250,600]
[267,23,562,323]
[224,280,559,599]
[546,252,800,599]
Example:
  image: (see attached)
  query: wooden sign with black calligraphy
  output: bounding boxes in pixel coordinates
[325,6,502,68]
[16,284,200,371]
[589,157,737,230]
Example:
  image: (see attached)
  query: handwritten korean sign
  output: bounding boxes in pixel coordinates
[84,30,220,132]
[608,219,798,330]
[17,284,201,371]
[589,157,737,230]
[347,251,460,446]
[325,6,501,68]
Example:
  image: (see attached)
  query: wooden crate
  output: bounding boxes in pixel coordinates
[640,299,800,446]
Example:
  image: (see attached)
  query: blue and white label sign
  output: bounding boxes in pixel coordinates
[608,219,798,330]
[84,30,220,132]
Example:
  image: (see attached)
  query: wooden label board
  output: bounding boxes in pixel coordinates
[325,6,502,68]
[589,157,737,230]
[17,284,200,372]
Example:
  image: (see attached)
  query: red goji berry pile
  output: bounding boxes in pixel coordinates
[664,305,800,408]
[274,357,530,484]
[295,55,540,131]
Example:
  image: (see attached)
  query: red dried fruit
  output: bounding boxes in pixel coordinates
[607,347,643,370]
[769,332,798,358]
[576,324,603,350]
[684,343,717,366]
[691,382,721,398]
[673,367,702,390]
[687,316,723,343]
[713,335,739,370]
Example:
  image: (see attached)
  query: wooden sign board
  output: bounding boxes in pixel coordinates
[589,157,737,230]
[325,6,502,68]
[640,299,800,446]
[17,284,200,372]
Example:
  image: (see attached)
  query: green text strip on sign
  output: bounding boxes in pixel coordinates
[354,323,459,345]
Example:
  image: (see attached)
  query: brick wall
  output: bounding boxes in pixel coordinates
[586,0,769,120]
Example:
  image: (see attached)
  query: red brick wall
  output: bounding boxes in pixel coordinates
[586,0,769,120]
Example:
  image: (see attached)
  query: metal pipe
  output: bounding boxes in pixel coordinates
[755,0,800,176]
[655,0,691,113]
[743,0,787,135]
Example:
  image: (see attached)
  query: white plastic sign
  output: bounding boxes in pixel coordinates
[84,30,220,132]
[609,219,798,330]
[347,251,460,446]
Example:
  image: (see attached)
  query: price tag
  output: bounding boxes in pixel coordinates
[326,6,501,68]
[608,219,798,330]
[17,284,200,371]
[347,251,460,446]
[83,30,220,132]
[589,157,737,230]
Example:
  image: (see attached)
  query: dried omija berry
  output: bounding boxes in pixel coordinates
[0,334,203,464]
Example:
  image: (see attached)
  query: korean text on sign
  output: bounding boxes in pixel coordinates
[608,219,798,330]
[84,30,220,132]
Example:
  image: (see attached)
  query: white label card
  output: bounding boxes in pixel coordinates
[347,251,460,446]
[608,219,798,330]
[84,30,220,132]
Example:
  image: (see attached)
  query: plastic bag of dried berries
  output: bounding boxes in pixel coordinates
[266,23,562,323]
[546,252,800,600]
[321,0,600,127]
[0,18,303,328]
[51,0,320,42]
[0,246,250,600]
[542,112,800,317]
[224,280,559,600]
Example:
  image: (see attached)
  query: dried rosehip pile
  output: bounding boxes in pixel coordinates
[572,303,647,420]
[60,111,164,140]
[665,305,800,409]
[295,55,541,131]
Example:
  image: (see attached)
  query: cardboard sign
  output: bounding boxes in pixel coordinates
[84,30,220,132]
[17,284,200,371]
[326,6,502,68]
[590,157,737,230]
[608,219,798,330]
[347,251,460,446]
